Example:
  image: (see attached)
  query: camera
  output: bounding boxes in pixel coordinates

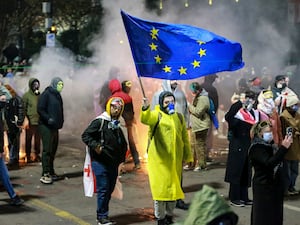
[286,127,293,137]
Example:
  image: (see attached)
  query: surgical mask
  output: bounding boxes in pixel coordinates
[263,132,273,143]
[167,103,175,114]
[292,105,299,112]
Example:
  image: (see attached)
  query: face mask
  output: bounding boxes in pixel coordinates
[108,119,120,130]
[292,105,299,112]
[243,99,254,111]
[276,83,287,89]
[0,101,6,109]
[167,103,175,114]
[263,132,273,143]
[56,81,64,92]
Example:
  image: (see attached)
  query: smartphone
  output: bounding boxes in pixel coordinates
[286,127,293,136]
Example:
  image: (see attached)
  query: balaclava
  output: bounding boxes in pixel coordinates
[50,77,63,92]
[31,79,40,95]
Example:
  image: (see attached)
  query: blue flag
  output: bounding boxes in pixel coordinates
[121,10,244,80]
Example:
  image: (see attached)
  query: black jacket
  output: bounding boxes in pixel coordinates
[37,87,64,129]
[5,95,25,134]
[81,118,127,167]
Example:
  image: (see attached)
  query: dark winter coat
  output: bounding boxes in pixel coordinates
[5,95,25,134]
[248,138,288,225]
[225,101,254,186]
[81,117,127,167]
[37,86,64,130]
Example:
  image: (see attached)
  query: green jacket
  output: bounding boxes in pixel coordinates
[174,185,238,225]
[22,78,40,125]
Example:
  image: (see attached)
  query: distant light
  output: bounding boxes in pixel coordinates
[185,0,189,7]
[235,0,239,2]
[120,40,124,44]
[160,0,163,10]
[209,0,213,5]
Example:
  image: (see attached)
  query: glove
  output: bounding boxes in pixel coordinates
[142,98,150,110]
[48,118,55,125]
[94,144,103,155]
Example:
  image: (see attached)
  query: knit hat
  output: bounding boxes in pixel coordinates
[275,75,286,82]
[50,77,63,89]
[286,94,300,107]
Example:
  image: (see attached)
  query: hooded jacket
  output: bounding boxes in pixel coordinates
[108,79,134,123]
[22,78,40,125]
[141,105,193,201]
[37,79,64,130]
[174,185,238,225]
[82,97,127,167]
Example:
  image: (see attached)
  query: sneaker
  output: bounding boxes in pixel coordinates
[40,173,53,184]
[51,173,61,181]
[241,200,253,206]
[193,166,207,172]
[11,195,24,206]
[97,217,116,225]
[230,200,245,207]
[288,188,299,196]
[176,199,189,210]
[183,165,194,171]
[133,164,141,170]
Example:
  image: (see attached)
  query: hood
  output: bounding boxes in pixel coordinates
[105,97,124,119]
[28,77,40,93]
[174,185,238,225]
[108,79,122,94]
[50,77,63,90]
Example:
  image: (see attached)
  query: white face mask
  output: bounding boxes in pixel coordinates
[263,132,273,143]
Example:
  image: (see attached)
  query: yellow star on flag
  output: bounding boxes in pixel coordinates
[150,27,159,40]
[149,43,158,51]
[191,60,200,68]
[154,55,162,64]
[178,66,187,75]
[198,48,206,57]
[197,40,206,45]
[162,65,172,73]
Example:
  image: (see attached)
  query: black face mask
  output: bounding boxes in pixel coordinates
[0,101,7,109]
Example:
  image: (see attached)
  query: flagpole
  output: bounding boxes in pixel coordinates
[138,76,146,98]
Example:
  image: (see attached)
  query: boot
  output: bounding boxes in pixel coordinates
[165,215,174,225]
[157,218,165,225]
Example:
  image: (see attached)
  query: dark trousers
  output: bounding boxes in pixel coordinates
[25,124,41,158]
[8,130,21,163]
[127,124,140,165]
[39,124,58,175]
[229,183,249,202]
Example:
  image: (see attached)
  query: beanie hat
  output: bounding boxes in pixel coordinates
[189,82,202,93]
[158,91,175,110]
[286,94,300,107]
[50,77,63,89]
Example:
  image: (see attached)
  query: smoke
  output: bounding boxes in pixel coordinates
[24,0,292,140]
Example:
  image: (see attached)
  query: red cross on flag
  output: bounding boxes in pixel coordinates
[83,147,96,197]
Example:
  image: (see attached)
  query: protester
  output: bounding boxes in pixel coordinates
[109,78,141,170]
[280,95,300,196]
[82,97,127,225]
[151,79,190,210]
[249,121,292,225]
[141,91,193,225]
[22,78,41,163]
[38,77,64,184]
[188,82,211,171]
[201,74,219,162]
[225,90,264,207]
[4,84,25,169]
[0,91,24,205]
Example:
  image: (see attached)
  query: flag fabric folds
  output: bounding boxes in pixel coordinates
[121,10,244,80]
[83,147,95,197]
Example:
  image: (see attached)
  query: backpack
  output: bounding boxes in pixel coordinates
[208,98,219,129]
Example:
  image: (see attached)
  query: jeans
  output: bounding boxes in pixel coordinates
[39,124,58,175]
[91,161,118,220]
[0,157,16,198]
[8,130,21,164]
[154,200,176,220]
[284,160,299,191]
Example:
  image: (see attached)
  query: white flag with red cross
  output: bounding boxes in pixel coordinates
[83,147,96,197]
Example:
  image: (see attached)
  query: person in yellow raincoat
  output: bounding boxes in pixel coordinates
[141,91,193,225]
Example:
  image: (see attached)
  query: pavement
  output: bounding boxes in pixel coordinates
[1,132,300,225]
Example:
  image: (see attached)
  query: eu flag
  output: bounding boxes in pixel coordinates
[121,10,244,80]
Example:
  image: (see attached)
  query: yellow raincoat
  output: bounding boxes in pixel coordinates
[141,105,193,201]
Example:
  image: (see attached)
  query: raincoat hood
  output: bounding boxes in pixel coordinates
[174,185,238,225]
[108,79,122,94]
[50,77,63,90]
[28,77,40,93]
